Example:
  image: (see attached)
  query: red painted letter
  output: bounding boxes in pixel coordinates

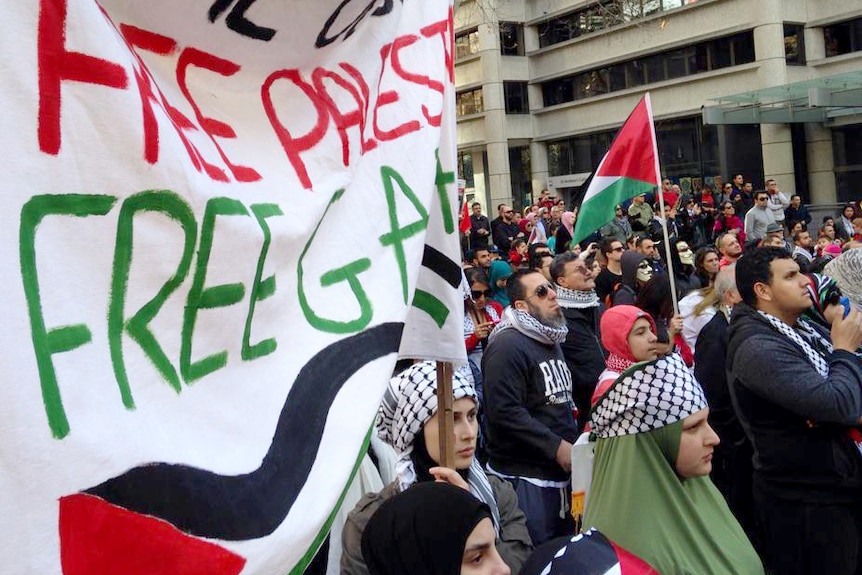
[176,47,261,182]
[262,69,329,190]
[38,0,128,154]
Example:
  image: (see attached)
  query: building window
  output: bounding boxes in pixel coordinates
[509,146,532,209]
[456,88,484,116]
[458,150,475,188]
[540,31,755,107]
[500,22,524,56]
[833,125,862,202]
[537,0,695,48]
[824,17,862,58]
[504,82,529,114]
[784,23,806,65]
[455,28,480,59]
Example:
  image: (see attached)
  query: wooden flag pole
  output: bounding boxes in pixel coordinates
[436,361,456,469]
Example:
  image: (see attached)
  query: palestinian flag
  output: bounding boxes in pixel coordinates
[572,93,661,244]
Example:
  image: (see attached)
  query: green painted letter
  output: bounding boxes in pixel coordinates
[109,191,197,403]
[20,194,117,438]
[181,197,248,383]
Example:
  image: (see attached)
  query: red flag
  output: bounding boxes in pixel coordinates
[459,199,471,234]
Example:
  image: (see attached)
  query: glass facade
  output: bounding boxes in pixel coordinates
[825,16,862,58]
[537,0,691,48]
[784,23,805,65]
[547,116,763,196]
[833,125,862,202]
[500,22,525,56]
[456,88,484,116]
[541,32,755,106]
[455,28,480,60]
[458,150,475,188]
[504,82,530,114]
[509,146,532,211]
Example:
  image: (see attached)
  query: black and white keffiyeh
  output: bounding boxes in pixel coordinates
[377,361,476,454]
[489,306,568,345]
[758,311,832,378]
[555,284,600,309]
[591,353,707,439]
[375,361,501,532]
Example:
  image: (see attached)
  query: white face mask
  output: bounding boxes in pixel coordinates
[636,260,654,283]
[678,244,694,265]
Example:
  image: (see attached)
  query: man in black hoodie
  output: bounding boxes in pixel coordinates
[728,247,862,575]
[482,268,577,546]
[612,251,653,306]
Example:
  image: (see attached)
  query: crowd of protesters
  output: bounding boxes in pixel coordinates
[304,183,862,575]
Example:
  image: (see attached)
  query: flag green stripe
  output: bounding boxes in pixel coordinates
[572,177,656,245]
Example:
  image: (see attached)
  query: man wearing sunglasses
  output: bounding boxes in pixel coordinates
[492,204,522,258]
[482,269,577,546]
[744,191,776,242]
[551,252,605,431]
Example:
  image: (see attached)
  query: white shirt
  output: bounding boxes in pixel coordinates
[679,290,716,350]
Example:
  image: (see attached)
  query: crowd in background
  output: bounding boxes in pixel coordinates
[303,179,862,575]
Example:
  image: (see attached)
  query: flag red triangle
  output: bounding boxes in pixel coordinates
[60,494,246,575]
[595,95,658,185]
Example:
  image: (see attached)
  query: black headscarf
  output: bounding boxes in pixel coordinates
[361,481,492,575]
[410,427,470,484]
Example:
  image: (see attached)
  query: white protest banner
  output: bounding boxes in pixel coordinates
[0,0,464,573]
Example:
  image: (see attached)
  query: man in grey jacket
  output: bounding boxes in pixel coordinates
[728,247,862,575]
[743,191,775,241]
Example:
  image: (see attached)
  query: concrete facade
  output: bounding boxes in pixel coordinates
[454,0,862,213]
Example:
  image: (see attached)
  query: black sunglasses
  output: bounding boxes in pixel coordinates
[471,289,493,299]
[525,282,555,300]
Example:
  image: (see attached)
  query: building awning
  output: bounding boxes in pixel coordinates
[702,71,862,125]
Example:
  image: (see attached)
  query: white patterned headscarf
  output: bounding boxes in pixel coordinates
[375,361,502,533]
[591,353,707,439]
[376,361,477,455]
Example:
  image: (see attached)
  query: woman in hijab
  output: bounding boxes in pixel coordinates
[584,305,764,575]
[554,211,575,253]
[361,481,510,575]
[341,362,532,575]
[488,260,513,307]
[464,268,503,366]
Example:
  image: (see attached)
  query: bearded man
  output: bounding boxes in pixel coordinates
[482,269,576,546]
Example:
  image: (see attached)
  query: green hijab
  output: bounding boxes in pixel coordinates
[488,260,512,307]
[584,356,764,575]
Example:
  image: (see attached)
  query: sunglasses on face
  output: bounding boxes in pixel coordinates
[471,289,493,299]
[526,282,555,300]
[611,246,624,252]
[504,210,514,214]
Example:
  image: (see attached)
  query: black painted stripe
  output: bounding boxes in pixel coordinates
[85,322,403,540]
[422,245,461,288]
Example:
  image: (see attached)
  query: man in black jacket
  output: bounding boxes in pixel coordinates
[693,265,757,544]
[550,252,605,431]
[482,269,577,546]
[728,247,862,575]
[492,204,522,257]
